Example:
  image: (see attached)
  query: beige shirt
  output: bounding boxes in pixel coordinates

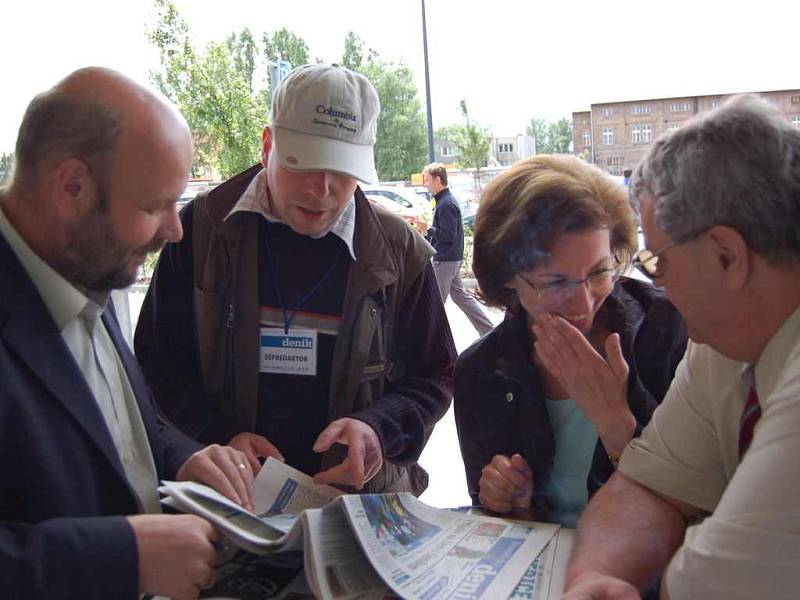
[225,167,357,260]
[0,208,161,513]
[620,306,800,599]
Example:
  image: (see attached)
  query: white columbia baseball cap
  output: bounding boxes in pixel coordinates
[270,63,380,184]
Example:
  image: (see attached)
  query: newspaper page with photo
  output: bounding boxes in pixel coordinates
[339,493,560,600]
[160,458,564,599]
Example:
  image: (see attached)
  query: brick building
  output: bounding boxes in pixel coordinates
[573,90,800,175]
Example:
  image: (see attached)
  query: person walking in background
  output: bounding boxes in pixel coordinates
[423,162,494,336]
[622,168,633,187]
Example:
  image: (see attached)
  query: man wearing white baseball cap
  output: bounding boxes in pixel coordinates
[135,63,456,495]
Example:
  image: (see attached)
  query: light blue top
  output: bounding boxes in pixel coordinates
[543,398,598,527]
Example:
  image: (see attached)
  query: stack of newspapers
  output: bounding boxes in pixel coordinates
[160,458,573,599]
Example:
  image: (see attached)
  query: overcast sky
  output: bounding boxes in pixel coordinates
[2,0,798,154]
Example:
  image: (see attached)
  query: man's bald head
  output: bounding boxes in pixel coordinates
[1,67,192,292]
[10,66,189,195]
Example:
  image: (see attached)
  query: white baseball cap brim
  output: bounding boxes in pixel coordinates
[272,126,378,184]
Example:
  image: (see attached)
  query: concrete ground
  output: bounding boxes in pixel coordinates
[417,294,504,508]
[125,283,502,508]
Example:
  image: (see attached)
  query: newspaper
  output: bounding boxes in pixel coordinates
[339,493,558,599]
[508,528,575,600]
[160,458,341,555]
[161,458,562,599]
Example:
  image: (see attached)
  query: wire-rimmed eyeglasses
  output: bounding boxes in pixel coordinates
[632,241,678,280]
[518,264,621,305]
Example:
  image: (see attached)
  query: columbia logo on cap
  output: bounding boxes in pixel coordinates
[269,63,380,184]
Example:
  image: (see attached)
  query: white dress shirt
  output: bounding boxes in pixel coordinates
[620,307,800,599]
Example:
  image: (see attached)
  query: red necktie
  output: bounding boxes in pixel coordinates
[738,387,761,460]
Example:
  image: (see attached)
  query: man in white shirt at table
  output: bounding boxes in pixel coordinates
[564,94,800,600]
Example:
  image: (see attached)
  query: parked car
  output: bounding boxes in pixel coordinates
[462,207,478,229]
[178,179,220,208]
[409,186,432,203]
[361,185,430,232]
[427,185,477,228]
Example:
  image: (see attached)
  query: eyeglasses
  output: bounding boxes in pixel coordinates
[632,240,678,280]
[518,265,621,305]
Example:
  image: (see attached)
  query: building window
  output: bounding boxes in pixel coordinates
[793,117,800,129]
[602,128,613,145]
[601,107,613,117]
[792,95,800,105]
[631,125,652,144]
[441,145,454,157]
[631,104,651,115]
[582,130,591,146]
[668,102,691,112]
[710,99,719,109]
[667,123,680,131]
[498,143,514,153]
[606,156,624,175]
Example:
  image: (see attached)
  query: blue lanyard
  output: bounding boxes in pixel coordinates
[262,221,344,334]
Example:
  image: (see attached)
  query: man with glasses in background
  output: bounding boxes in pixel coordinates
[565,94,800,600]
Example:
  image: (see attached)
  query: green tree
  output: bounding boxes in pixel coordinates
[364,60,427,181]
[189,40,265,177]
[342,33,427,181]
[341,32,364,71]
[228,29,258,92]
[263,27,312,105]
[456,99,492,198]
[456,99,492,170]
[0,152,13,185]
[526,116,573,154]
[548,118,573,154]
[264,27,310,67]
[148,0,285,177]
[526,117,550,154]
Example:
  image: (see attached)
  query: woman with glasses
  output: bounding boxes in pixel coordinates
[454,155,687,526]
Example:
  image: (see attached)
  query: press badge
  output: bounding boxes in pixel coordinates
[259,328,317,376]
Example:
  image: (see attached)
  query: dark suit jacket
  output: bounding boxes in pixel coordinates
[0,232,202,599]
